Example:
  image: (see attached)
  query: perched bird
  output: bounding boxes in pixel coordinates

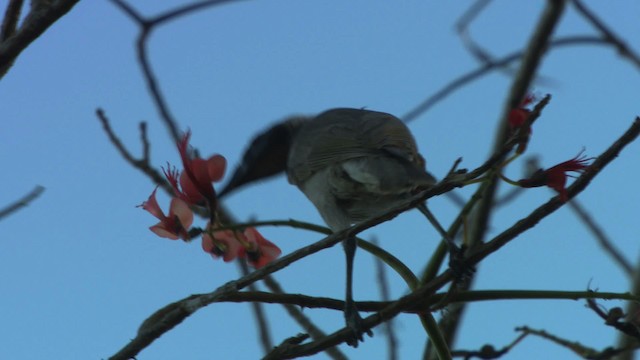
[219,108,458,346]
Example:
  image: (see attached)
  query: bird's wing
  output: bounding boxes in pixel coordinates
[287,108,423,185]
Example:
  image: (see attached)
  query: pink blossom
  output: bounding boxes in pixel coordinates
[240,227,282,268]
[139,188,193,240]
[201,226,281,268]
[201,228,242,262]
[176,131,226,207]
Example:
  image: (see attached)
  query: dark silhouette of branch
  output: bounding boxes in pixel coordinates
[570,199,633,275]
[516,326,629,360]
[0,185,45,221]
[401,35,605,124]
[261,275,348,360]
[1,0,23,41]
[96,109,169,192]
[617,253,640,360]
[180,289,640,314]
[109,0,246,144]
[451,332,527,359]
[571,0,640,70]
[587,297,640,340]
[238,259,273,354]
[0,0,80,76]
[373,237,399,360]
[455,0,494,64]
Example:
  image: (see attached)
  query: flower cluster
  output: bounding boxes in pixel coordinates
[202,226,281,268]
[500,92,595,202]
[138,130,280,268]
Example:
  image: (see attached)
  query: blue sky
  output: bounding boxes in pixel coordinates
[1,1,639,359]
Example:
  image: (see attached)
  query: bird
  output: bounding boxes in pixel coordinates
[219,108,461,346]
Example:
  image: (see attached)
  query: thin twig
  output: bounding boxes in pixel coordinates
[139,121,150,162]
[401,35,602,123]
[373,237,398,360]
[109,0,246,145]
[572,0,640,70]
[238,260,273,354]
[0,185,45,221]
[456,0,505,65]
[570,199,633,275]
[96,108,168,190]
[150,0,243,26]
[516,325,629,359]
[109,0,180,143]
[261,275,348,360]
[451,332,527,359]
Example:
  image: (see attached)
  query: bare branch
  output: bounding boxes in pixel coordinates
[261,275,348,360]
[570,199,633,275]
[402,35,602,123]
[1,0,23,41]
[455,0,494,64]
[95,108,168,191]
[373,237,398,360]
[109,0,248,145]
[238,260,273,354]
[150,0,245,26]
[0,0,80,75]
[572,0,640,70]
[0,185,45,221]
[516,325,630,359]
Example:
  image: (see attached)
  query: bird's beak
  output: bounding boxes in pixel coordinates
[217,116,307,198]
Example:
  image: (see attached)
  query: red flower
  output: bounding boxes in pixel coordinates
[201,227,242,262]
[240,227,282,268]
[508,94,535,130]
[139,188,193,240]
[508,94,536,154]
[175,131,226,207]
[201,226,281,268]
[518,152,593,202]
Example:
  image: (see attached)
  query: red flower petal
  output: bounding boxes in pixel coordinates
[202,229,241,262]
[207,155,227,182]
[139,188,165,220]
[169,197,194,231]
[242,227,281,268]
